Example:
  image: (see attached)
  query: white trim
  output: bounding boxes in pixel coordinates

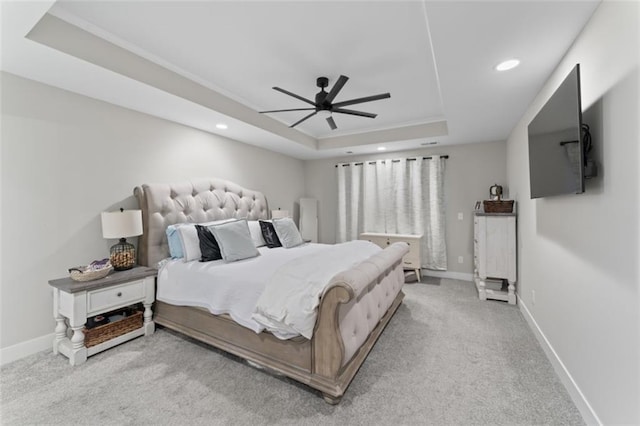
[0,333,53,366]
[422,269,474,282]
[519,300,601,426]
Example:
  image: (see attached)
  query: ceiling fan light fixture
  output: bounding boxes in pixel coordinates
[495,59,520,71]
[317,110,332,118]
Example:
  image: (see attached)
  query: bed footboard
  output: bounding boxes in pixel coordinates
[311,242,409,403]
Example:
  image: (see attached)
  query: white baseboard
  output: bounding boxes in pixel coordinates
[422,269,474,282]
[0,333,53,366]
[519,300,601,426]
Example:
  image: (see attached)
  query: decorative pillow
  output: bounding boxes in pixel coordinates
[177,219,236,262]
[177,225,201,262]
[272,217,304,248]
[195,225,222,262]
[208,219,260,262]
[166,224,185,259]
[259,220,282,248]
[247,220,267,248]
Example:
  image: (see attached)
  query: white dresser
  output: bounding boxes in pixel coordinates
[359,233,423,280]
[473,212,517,304]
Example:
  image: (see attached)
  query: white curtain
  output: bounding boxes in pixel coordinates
[336,156,447,270]
[336,162,363,242]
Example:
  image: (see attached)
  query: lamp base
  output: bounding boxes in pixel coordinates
[110,238,136,271]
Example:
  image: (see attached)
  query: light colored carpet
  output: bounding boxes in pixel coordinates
[0,278,584,425]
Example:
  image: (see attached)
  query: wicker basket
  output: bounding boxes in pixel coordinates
[84,309,143,348]
[483,200,514,213]
[69,266,113,282]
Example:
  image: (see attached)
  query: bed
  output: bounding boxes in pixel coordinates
[134,178,408,403]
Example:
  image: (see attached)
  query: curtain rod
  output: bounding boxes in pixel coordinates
[334,155,449,167]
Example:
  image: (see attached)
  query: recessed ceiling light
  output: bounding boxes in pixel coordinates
[216,123,228,130]
[346,151,353,154]
[377,147,387,151]
[495,59,520,71]
[421,141,439,146]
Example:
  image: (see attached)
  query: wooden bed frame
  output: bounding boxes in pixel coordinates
[134,178,408,403]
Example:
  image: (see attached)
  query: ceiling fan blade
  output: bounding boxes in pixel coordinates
[333,108,377,118]
[324,75,349,104]
[332,93,391,108]
[327,116,337,130]
[259,107,316,113]
[290,111,318,128]
[273,87,317,106]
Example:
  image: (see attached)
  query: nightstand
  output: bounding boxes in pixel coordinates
[48,266,156,365]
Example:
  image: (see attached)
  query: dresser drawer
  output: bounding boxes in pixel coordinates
[365,236,389,248]
[87,280,146,315]
[391,241,420,269]
[402,257,420,268]
[388,237,419,249]
[360,232,423,271]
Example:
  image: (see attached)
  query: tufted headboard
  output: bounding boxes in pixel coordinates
[133,178,269,267]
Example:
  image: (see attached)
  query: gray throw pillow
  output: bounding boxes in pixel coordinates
[208,219,260,262]
[272,217,304,248]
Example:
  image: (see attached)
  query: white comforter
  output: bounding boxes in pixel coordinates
[156,241,381,339]
[251,240,381,338]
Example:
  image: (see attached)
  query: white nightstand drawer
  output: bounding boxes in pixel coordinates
[87,280,145,314]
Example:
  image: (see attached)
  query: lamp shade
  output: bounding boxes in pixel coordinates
[101,209,143,239]
[271,210,289,219]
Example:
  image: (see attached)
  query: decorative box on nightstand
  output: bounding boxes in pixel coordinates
[48,266,156,365]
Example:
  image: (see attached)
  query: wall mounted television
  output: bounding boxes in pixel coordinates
[527,64,587,199]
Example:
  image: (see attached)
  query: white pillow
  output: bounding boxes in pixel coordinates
[208,219,260,262]
[177,218,235,262]
[247,220,267,248]
[272,217,304,248]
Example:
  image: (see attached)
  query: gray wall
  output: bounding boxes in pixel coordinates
[304,141,507,275]
[1,72,305,350]
[505,2,639,424]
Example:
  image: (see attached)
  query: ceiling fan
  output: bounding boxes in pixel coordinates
[259,75,391,130]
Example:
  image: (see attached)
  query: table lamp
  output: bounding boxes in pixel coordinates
[101,208,143,270]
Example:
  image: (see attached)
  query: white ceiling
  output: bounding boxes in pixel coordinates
[1,1,600,160]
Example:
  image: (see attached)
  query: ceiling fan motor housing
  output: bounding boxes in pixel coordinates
[315,77,330,108]
[316,77,329,89]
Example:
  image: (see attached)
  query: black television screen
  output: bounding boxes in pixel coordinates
[528,64,584,199]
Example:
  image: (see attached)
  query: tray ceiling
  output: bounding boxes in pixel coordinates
[1,1,600,159]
